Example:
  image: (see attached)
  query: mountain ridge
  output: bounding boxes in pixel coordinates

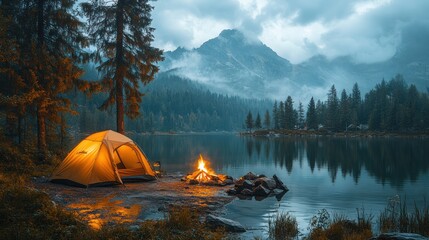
[158,28,429,103]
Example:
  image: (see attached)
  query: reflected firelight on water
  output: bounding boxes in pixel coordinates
[67,195,141,230]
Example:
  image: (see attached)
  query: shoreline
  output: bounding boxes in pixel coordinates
[32,175,235,229]
[240,129,429,138]
[76,129,429,139]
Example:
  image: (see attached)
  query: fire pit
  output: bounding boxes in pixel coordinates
[183,155,234,186]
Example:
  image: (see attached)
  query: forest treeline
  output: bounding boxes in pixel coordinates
[245,75,429,132]
[0,0,161,160]
[77,73,272,133]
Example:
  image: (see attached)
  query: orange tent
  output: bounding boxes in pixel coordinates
[51,130,156,187]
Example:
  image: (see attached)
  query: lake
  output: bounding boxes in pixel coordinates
[133,133,429,237]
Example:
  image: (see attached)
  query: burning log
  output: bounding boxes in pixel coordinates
[183,155,234,186]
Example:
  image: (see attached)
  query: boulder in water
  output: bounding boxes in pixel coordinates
[243,172,258,180]
[242,180,254,189]
[253,185,270,196]
[273,174,289,191]
[254,177,276,190]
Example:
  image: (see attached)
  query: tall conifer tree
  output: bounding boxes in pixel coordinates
[1,0,89,159]
[245,111,254,132]
[339,89,350,130]
[307,97,317,130]
[297,102,304,129]
[327,85,339,130]
[279,101,285,129]
[273,101,279,129]
[82,0,163,134]
[284,96,294,129]
[255,113,262,129]
[264,110,271,129]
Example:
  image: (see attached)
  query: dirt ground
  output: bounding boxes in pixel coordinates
[32,175,234,229]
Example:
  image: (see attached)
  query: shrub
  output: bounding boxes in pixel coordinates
[0,140,35,174]
[268,212,299,240]
[379,196,429,237]
[307,209,372,240]
[0,183,91,240]
[136,206,225,240]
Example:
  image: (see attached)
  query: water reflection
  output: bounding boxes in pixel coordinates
[131,134,429,237]
[238,136,429,187]
[133,134,429,188]
[67,195,141,229]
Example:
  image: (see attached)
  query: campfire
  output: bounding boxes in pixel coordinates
[183,155,233,186]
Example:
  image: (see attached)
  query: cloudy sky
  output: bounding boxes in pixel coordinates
[151,0,429,64]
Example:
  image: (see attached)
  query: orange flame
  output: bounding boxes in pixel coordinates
[193,154,216,181]
[198,154,208,172]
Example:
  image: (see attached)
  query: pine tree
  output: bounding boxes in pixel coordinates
[279,101,285,129]
[407,84,419,129]
[368,79,388,130]
[316,100,326,126]
[307,97,317,130]
[284,96,294,129]
[82,0,163,134]
[327,85,339,130]
[298,101,304,129]
[273,101,279,129]
[264,110,271,129]
[0,5,32,142]
[339,89,350,131]
[255,113,262,129]
[351,83,361,125]
[245,111,254,132]
[1,0,90,159]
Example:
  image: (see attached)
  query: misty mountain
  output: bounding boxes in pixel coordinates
[159,28,429,103]
[160,29,293,99]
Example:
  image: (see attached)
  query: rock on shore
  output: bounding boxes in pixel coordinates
[226,172,289,200]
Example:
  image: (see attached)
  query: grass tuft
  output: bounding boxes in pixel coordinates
[379,196,429,236]
[307,209,372,240]
[0,180,90,240]
[137,206,225,240]
[268,211,299,240]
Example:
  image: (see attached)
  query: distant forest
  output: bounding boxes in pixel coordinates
[245,74,429,132]
[67,72,272,133]
[3,71,429,148]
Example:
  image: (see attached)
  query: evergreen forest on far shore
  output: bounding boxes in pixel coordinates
[244,75,429,133]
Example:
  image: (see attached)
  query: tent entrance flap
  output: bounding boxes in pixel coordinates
[113,144,144,170]
[113,150,126,169]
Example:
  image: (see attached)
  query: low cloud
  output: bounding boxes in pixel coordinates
[151,0,429,104]
[152,0,429,64]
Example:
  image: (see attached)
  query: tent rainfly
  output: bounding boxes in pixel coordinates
[51,130,156,187]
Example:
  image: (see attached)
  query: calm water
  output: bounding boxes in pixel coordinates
[133,133,429,236]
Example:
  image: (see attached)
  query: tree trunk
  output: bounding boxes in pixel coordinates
[37,106,47,160]
[115,0,125,134]
[37,0,47,160]
[60,113,66,151]
[18,114,22,145]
